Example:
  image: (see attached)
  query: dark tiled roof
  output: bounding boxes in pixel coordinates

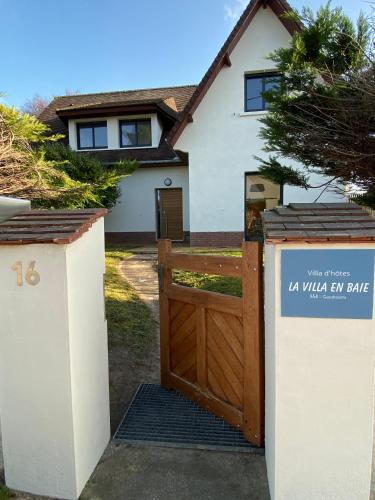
[262,203,375,243]
[39,85,197,137]
[0,209,107,245]
[56,98,178,116]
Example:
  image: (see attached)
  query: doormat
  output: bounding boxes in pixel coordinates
[114,384,262,453]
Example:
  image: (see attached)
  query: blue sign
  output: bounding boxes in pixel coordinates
[281,249,375,319]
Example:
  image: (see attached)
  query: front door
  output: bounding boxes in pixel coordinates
[156,188,184,241]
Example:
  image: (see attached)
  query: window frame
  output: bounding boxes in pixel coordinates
[119,118,152,148]
[76,121,108,150]
[244,72,280,113]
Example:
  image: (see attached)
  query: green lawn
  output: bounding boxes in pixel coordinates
[105,246,156,352]
[0,486,12,499]
[172,249,243,297]
[173,271,242,297]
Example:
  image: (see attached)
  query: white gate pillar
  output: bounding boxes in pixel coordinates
[262,203,375,500]
[0,208,110,500]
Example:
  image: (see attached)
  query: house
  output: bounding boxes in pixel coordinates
[39,0,345,247]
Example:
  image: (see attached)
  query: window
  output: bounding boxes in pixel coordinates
[120,119,152,148]
[77,122,107,149]
[244,73,280,112]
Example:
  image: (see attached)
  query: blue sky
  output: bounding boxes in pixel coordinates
[1,0,372,108]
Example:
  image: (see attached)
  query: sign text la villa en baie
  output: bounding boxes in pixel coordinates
[281,249,375,319]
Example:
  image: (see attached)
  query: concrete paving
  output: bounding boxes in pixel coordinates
[82,443,270,500]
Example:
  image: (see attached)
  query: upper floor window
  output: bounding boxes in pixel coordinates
[77,122,107,149]
[120,119,152,148]
[244,73,281,112]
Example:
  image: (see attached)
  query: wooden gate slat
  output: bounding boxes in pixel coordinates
[172,349,197,380]
[159,240,172,387]
[207,313,243,383]
[208,368,228,402]
[170,312,196,349]
[207,351,242,409]
[207,310,244,367]
[166,284,243,317]
[207,335,243,405]
[169,300,186,321]
[185,365,197,382]
[216,310,244,345]
[197,306,208,389]
[170,333,196,368]
[242,242,264,447]
[170,302,196,335]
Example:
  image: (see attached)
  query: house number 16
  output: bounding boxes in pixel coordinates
[11,261,40,286]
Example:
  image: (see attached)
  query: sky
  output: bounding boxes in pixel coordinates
[1,0,372,108]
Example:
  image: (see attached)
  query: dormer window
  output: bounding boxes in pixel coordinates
[120,119,152,148]
[77,122,107,149]
[244,73,281,112]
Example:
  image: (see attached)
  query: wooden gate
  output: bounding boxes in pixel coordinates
[158,240,264,447]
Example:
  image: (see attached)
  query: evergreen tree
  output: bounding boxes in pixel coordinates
[257,3,374,206]
[0,102,137,208]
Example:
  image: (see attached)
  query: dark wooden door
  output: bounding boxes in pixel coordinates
[158,240,265,447]
[158,189,183,241]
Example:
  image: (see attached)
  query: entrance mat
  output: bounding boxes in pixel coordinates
[114,384,262,453]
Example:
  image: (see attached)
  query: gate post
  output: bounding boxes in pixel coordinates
[0,209,110,500]
[262,204,375,500]
[242,241,264,447]
[158,239,172,388]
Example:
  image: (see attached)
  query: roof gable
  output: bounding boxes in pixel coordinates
[169,0,300,146]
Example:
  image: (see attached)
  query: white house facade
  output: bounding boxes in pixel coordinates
[40,0,345,247]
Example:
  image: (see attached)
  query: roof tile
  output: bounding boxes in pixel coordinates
[262,203,375,243]
[0,209,107,245]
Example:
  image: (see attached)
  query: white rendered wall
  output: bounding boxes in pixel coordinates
[0,219,110,499]
[175,6,344,234]
[68,113,162,151]
[264,242,375,500]
[0,244,76,498]
[66,218,110,496]
[105,166,189,234]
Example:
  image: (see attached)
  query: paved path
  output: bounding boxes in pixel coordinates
[120,253,160,322]
[82,443,270,500]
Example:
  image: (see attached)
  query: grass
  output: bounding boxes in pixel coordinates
[0,486,12,499]
[173,271,242,297]
[175,248,242,257]
[105,246,156,353]
[172,249,243,297]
